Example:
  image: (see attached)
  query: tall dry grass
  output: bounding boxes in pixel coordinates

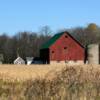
[0,64,99,100]
[0,64,64,81]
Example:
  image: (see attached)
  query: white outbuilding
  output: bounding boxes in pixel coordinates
[26,57,33,65]
[14,57,25,64]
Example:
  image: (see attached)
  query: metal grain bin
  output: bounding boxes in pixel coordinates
[87,44,99,64]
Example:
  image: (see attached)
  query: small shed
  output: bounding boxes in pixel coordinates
[26,57,33,65]
[14,57,25,65]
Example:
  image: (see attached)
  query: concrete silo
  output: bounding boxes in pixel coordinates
[87,44,99,64]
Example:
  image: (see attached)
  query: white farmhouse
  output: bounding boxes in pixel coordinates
[14,57,25,64]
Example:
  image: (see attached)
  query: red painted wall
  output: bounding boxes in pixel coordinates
[49,32,85,61]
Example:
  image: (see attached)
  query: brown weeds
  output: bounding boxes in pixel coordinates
[0,65,99,100]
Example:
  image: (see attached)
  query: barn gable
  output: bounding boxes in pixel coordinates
[41,31,84,49]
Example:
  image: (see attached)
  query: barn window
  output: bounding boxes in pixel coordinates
[65,35,68,38]
[52,51,54,53]
[64,47,67,49]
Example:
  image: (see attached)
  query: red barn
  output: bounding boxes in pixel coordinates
[40,31,85,64]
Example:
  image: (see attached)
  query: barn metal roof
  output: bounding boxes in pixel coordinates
[40,32,63,49]
[40,31,84,49]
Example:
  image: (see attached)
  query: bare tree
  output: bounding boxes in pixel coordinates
[39,25,53,36]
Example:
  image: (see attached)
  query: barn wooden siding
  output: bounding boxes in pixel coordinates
[40,31,85,64]
[49,32,85,61]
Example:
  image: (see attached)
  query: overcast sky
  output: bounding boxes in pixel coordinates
[0,0,100,35]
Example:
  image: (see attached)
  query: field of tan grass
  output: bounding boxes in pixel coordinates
[0,64,66,81]
[0,64,99,100]
[0,64,99,81]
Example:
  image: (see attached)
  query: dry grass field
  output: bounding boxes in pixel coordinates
[0,64,99,81]
[0,64,99,100]
[0,64,66,81]
[0,65,100,81]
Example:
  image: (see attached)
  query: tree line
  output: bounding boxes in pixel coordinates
[0,23,100,63]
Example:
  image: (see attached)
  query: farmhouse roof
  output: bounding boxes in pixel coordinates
[41,31,84,49]
[14,57,25,63]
